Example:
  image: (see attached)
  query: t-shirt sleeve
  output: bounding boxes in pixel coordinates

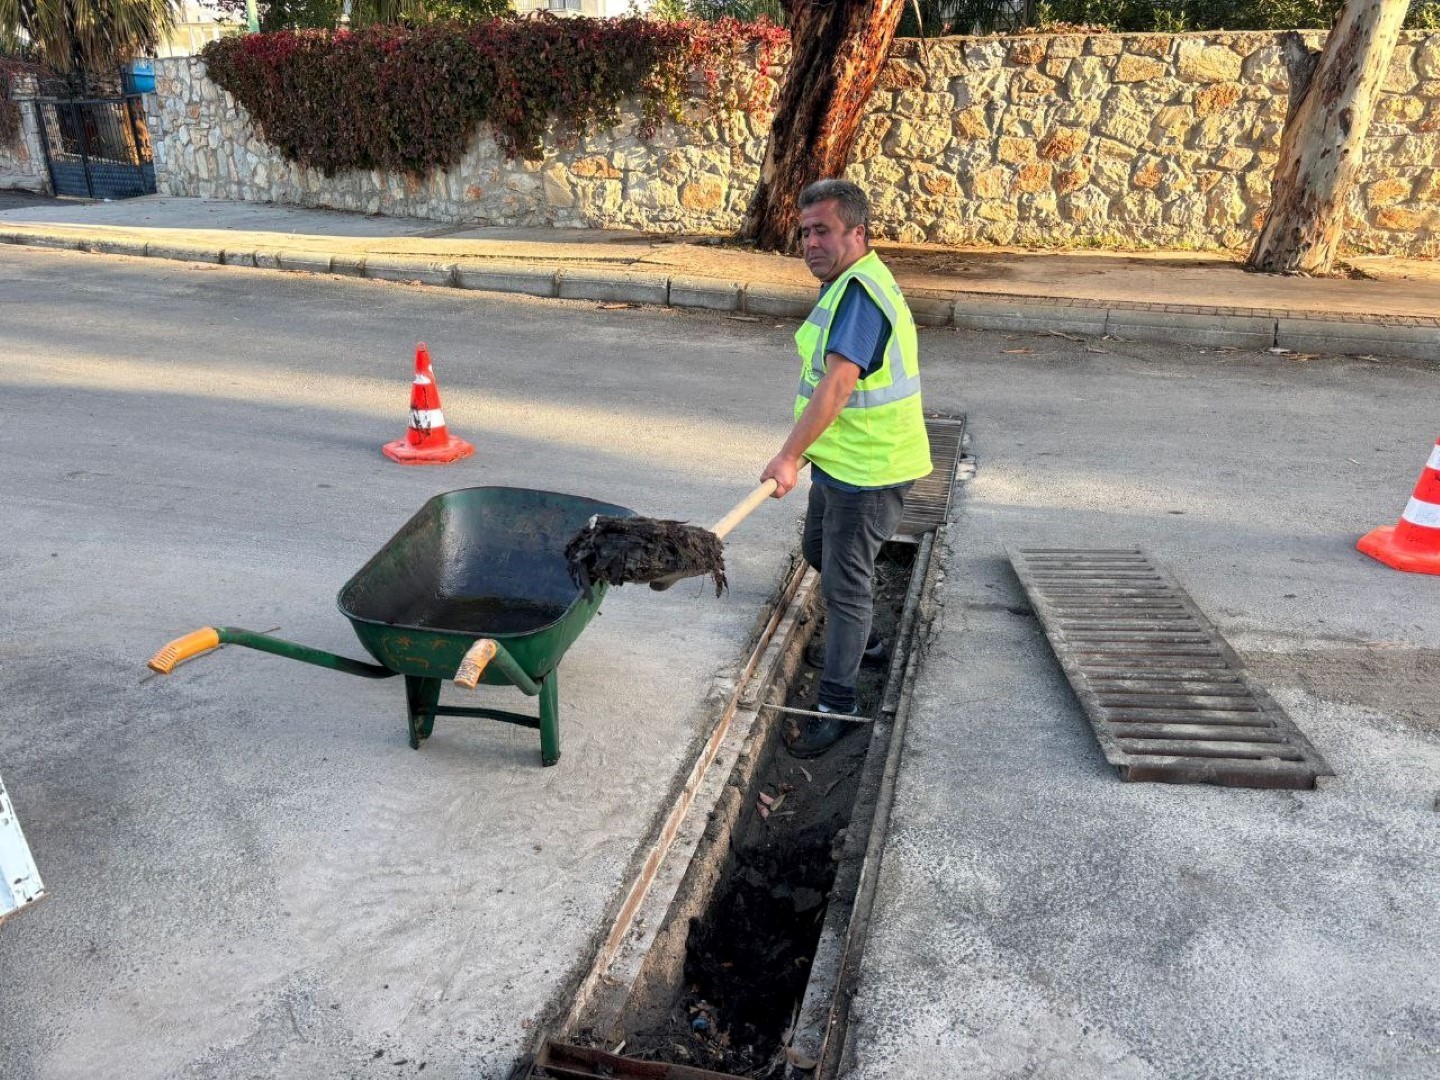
[825,279,890,378]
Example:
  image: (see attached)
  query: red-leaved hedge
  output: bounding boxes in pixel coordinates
[201,16,786,176]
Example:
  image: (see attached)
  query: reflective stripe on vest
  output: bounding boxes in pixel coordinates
[793,250,931,489]
[796,255,922,409]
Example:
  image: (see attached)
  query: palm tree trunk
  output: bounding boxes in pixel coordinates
[740,0,906,253]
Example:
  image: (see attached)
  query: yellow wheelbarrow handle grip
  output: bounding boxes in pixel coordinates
[454,639,499,689]
[148,628,221,674]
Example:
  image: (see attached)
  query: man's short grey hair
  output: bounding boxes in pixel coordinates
[798,179,870,230]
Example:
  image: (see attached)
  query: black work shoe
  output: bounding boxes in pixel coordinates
[786,703,859,759]
[805,631,887,669]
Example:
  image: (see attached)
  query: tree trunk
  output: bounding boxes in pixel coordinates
[740,0,906,253]
[1247,0,1409,275]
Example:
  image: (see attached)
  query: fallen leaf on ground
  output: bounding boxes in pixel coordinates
[1003,348,1034,355]
[1084,344,1110,353]
[1043,330,1083,342]
[599,301,637,310]
[726,314,760,322]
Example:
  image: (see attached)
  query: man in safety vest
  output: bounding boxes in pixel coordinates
[761,179,932,758]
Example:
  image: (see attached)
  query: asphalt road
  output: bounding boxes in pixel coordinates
[0,247,815,1079]
[1,247,1437,1080]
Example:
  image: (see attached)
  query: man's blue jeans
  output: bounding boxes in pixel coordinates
[802,480,911,713]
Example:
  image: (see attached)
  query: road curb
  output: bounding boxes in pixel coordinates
[364,254,457,287]
[1276,317,1438,361]
[2,226,1436,362]
[950,295,1109,338]
[1105,308,1277,351]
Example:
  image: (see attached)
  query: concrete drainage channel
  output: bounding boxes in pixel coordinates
[519,418,967,1080]
[530,540,940,1080]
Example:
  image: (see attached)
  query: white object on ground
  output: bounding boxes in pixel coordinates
[0,770,44,923]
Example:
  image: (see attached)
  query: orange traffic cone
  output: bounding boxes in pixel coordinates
[382,343,475,465]
[1357,436,1440,575]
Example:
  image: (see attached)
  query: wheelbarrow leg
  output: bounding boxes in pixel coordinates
[404,675,442,750]
[539,671,560,767]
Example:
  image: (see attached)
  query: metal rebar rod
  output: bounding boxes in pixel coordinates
[757,703,875,725]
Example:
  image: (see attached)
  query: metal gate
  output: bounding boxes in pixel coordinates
[35,94,156,200]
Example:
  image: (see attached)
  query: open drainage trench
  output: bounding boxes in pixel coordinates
[530,535,940,1080]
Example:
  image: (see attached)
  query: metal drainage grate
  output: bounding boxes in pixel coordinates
[1009,548,1332,790]
[894,413,967,542]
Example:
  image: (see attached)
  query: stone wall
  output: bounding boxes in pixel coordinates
[145,56,770,231]
[1,76,52,194]
[149,30,1440,255]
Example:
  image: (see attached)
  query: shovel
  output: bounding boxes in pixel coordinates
[565,478,780,596]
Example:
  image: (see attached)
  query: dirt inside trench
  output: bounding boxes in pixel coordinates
[614,547,915,1078]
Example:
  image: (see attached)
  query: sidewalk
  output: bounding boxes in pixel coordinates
[2,195,1437,361]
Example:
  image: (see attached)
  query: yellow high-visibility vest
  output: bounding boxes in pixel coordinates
[793,250,932,488]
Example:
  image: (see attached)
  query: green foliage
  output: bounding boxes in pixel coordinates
[202,16,786,173]
[262,0,341,30]
[647,0,690,20]
[1032,0,1440,32]
[686,0,786,25]
[1406,0,1440,29]
[899,0,1028,37]
[0,0,178,72]
[421,0,511,23]
[217,0,510,30]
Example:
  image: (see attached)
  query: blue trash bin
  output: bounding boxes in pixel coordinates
[124,59,157,94]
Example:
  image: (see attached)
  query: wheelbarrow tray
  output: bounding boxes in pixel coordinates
[338,486,635,684]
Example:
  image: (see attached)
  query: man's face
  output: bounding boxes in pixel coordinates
[799,199,867,283]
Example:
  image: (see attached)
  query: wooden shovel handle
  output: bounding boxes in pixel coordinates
[709,479,778,541]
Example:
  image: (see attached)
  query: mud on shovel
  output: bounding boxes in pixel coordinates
[564,479,780,597]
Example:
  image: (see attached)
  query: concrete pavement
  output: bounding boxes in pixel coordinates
[1,195,1437,361]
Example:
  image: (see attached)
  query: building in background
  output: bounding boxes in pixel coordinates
[512,0,648,17]
[156,0,241,57]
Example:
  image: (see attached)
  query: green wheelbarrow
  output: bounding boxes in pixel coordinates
[148,486,634,766]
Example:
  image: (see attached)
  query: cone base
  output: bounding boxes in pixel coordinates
[383,436,475,465]
[1357,525,1440,576]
